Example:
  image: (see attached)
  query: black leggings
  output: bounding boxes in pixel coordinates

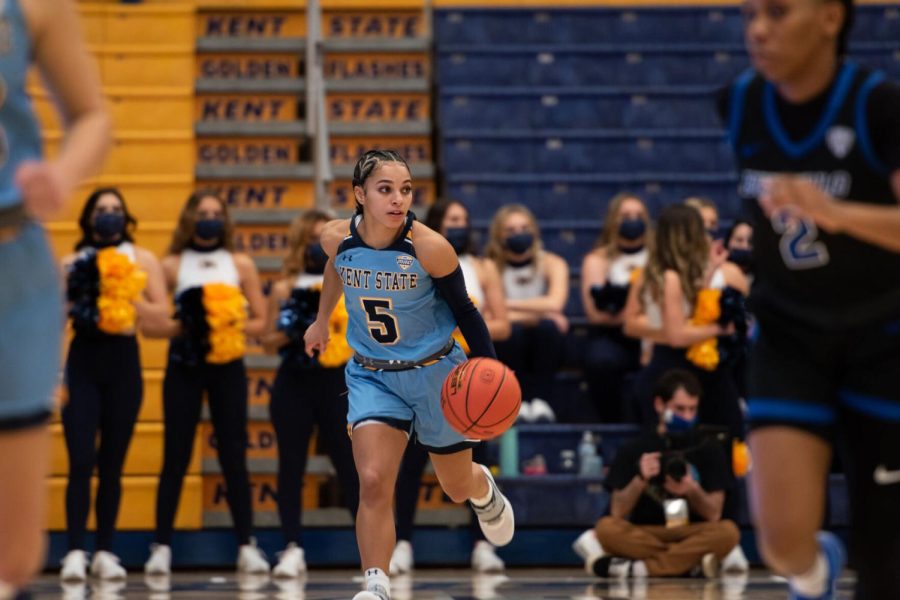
[63,334,143,552]
[494,320,566,408]
[395,442,488,544]
[269,362,359,546]
[583,326,642,424]
[156,359,252,545]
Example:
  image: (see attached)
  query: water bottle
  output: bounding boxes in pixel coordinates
[500,426,519,476]
[578,431,598,476]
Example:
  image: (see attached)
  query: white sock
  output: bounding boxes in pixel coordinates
[791,552,827,597]
[470,469,493,506]
[365,567,391,597]
[0,581,16,600]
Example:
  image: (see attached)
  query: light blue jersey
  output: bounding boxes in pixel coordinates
[335,213,457,363]
[335,213,476,452]
[0,0,43,209]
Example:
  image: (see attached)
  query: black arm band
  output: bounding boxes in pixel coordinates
[433,265,497,359]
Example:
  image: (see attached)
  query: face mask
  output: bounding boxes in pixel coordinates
[664,408,697,433]
[305,243,329,274]
[707,227,724,242]
[444,227,471,255]
[93,213,125,240]
[728,248,753,271]
[195,218,224,241]
[618,218,646,241]
[504,232,534,254]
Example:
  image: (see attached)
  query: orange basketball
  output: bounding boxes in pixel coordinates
[441,358,521,440]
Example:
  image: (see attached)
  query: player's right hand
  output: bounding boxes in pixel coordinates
[303,318,330,358]
[16,160,68,221]
[639,452,661,481]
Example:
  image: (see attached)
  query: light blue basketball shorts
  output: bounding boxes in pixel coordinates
[0,221,62,428]
[345,343,479,453]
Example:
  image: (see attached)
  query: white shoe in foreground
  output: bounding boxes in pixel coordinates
[237,538,270,574]
[90,550,126,580]
[722,544,750,573]
[471,465,515,547]
[272,543,306,578]
[389,540,414,574]
[144,544,171,576]
[471,540,505,572]
[60,550,88,582]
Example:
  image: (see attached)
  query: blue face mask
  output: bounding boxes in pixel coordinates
[195,218,224,241]
[618,218,646,241]
[707,227,724,242]
[93,213,125,240]
[305,243,329,274]
[444,227,471,255]
[664,408,697,432]
[504,232,534,255]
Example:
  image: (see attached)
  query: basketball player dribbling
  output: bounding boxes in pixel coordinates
[303,150,515,600]
[722,0,900,597]
[0,0,109,596]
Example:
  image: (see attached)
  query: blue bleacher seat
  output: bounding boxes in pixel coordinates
[439,86,724,130]
[442,130,735,174]
[437,45,750,87]
[435,8,745,45]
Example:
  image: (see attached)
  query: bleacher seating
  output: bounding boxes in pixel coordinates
[434,4,900,319]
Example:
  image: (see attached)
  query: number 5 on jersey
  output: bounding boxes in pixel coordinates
[361,298,400,344]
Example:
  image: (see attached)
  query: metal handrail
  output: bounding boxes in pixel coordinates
[305,0,332,211]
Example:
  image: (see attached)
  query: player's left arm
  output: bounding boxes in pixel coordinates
[760,174,900,253]
[416,223,496,359]
[760,81,900,253]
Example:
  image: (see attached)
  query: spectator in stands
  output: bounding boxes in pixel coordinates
[623,204,748,439]
[685,197,722,244]
[572,369,740,579]
[486,204,569,421]
[140,190,269,575]
[58,188,170,581]
[390,199,509,574]
[725,220,753,276]
[580,193,650,423]
[260,209,360,578]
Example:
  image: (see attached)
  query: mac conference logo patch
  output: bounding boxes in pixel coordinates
[396,255,414,271]
[826,126,855,159]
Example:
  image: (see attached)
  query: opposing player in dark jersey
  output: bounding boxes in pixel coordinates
[721,0,900,598]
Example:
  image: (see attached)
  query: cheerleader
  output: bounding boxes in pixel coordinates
[141,191,269,574]
[580,193,650,423]
[59,188,168,580]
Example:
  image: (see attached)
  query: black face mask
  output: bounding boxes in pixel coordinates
[728,248,754,271]
[444,227,471,255]
[195,219,225,241]
[305,243,329,274]
[504,232,534,255]
[708,227,725,242]
[93,213,125,242]
[618,218,646,241]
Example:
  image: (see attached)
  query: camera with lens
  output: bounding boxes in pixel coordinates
[662,452,689,481]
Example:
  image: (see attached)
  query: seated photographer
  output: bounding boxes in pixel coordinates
[572,369,740,578]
